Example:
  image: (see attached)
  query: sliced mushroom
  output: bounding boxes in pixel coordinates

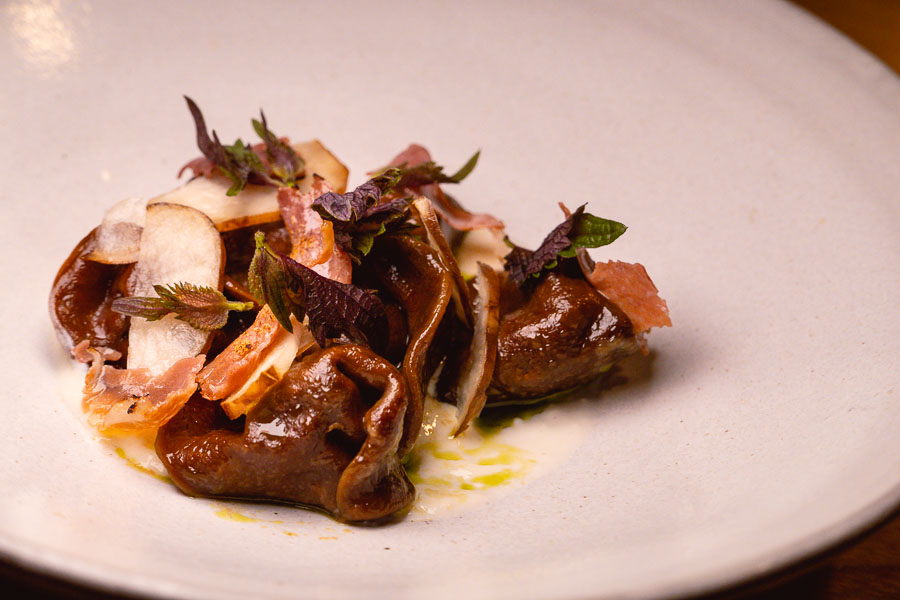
[412,196,474,328]
[85,197,147,265]
[448,263,500,435]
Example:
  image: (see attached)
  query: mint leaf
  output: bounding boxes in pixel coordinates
[503,205,626,286]
[281,256,388,349]
[248,232,298,332]
[219,137,268,196]
[567,212,627,251]
[111,282,254,331]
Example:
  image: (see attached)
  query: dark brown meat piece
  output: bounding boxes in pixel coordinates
[489,272,640,401]
[156,345,414,523]
[49,228,131,361]
[364,235,452,455]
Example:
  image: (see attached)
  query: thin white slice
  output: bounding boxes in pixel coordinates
[127,203,224,375]
[86,197,148,264]
[413,196,474,328]
[451,263,501,436]
[149,139,349,232]
[454,227,510,279]
[293,139,349,195]
[220,318,317,420]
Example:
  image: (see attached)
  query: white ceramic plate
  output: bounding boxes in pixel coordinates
[2,1,898,598]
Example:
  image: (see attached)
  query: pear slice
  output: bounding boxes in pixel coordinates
[453,227,510,279]
[86,197,147,264]
[293,139,349,195]
[450,263,500,436]
[127,203,225,375]
[149,139,348,232]
[219,317,317,420]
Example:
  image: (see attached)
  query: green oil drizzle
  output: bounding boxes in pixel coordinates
[474,446,521,466]
[214,507,261,523]
[114,447,172,484]
[472,470,516,487]
[474,403,550,437]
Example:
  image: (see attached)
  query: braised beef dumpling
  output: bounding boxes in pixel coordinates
[49,227,131,361]
[364,234,452,454]
[488,271,641,401]
[156,345,414,523]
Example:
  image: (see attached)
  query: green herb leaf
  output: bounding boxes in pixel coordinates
[184,97,305,196]
[247,232,388,348]
[252,111,305,186]
[567,212,627,251]
[248,232,299,332]
[503,205,626,286]
[311,171,412,263]
[393,150,480,188]
[219,137,268,196]
[111,282,254,331]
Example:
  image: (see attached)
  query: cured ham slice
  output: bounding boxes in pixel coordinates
[197,308,284,401]
[385,143,503,231]
[277,178,352,284]
[73,341,203,434]
[586,261,671,334]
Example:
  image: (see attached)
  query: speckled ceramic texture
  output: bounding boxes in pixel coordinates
[1,1,898,599]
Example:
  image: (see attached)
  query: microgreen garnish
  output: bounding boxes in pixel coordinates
[248,233,388,348]
[392,150,480,189]
[311,169,413,263]
[111,283,254,331]
[184,96,305,195]
[504,204,627,286]
[252,111,304,186]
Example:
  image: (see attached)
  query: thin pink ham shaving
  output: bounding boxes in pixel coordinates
[197,180,352,405]
[177,156,217,179]
[277,177,352,284]
[586,261,672,334]
[72,340,203,434]
[383,144,504,231]
[197,307,286,401]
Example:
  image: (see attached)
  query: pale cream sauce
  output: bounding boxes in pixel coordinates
[58,355,590,520]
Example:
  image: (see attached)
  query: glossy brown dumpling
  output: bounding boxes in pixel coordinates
[49,228,131,360]
[156,345,414,523]
[364,235,452,455]
[489,272,640,401]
